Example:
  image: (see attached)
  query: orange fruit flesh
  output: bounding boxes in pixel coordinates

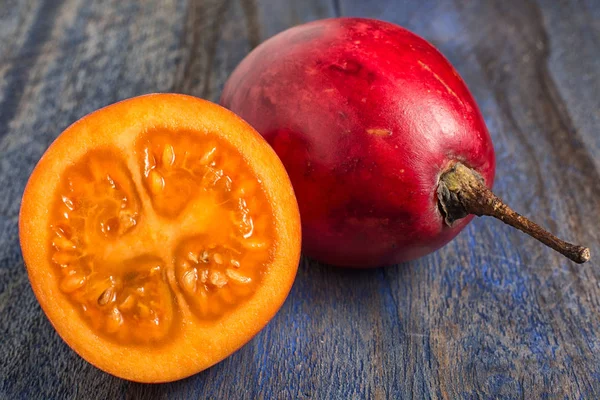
[20,94,301,382]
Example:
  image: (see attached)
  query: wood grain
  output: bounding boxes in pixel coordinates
[1,0,598,398]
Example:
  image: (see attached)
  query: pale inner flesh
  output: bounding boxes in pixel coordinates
[48,130,275,345]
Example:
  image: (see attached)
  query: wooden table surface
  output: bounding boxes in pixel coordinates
[1,0,599,398]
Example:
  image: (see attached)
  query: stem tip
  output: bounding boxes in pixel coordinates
[438,162,590,264]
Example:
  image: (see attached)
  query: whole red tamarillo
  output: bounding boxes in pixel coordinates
[221,17,589,267]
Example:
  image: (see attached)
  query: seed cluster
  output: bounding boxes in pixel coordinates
[50,153,141,290]
[142,135,233,218]
[175,239,268,319]
[76,261,173,344]
[48,131,275,344]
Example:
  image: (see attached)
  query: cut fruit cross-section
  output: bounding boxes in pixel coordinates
[19,94,301,383]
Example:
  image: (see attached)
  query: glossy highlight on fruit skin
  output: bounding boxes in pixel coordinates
[221,17,495,267]
[19,94,301,382]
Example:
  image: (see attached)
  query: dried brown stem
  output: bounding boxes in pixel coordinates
[437,162,590,264]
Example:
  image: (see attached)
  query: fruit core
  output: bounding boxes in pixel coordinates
[48,129,275,345]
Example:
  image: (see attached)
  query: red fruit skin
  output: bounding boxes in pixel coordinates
[221,18,495,267]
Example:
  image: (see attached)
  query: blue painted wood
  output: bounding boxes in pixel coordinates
[1,0,598,398]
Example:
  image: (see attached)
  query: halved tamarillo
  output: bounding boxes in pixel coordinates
[19,94,301,382]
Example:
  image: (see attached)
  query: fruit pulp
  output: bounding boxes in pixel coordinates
[48,128,275,345]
